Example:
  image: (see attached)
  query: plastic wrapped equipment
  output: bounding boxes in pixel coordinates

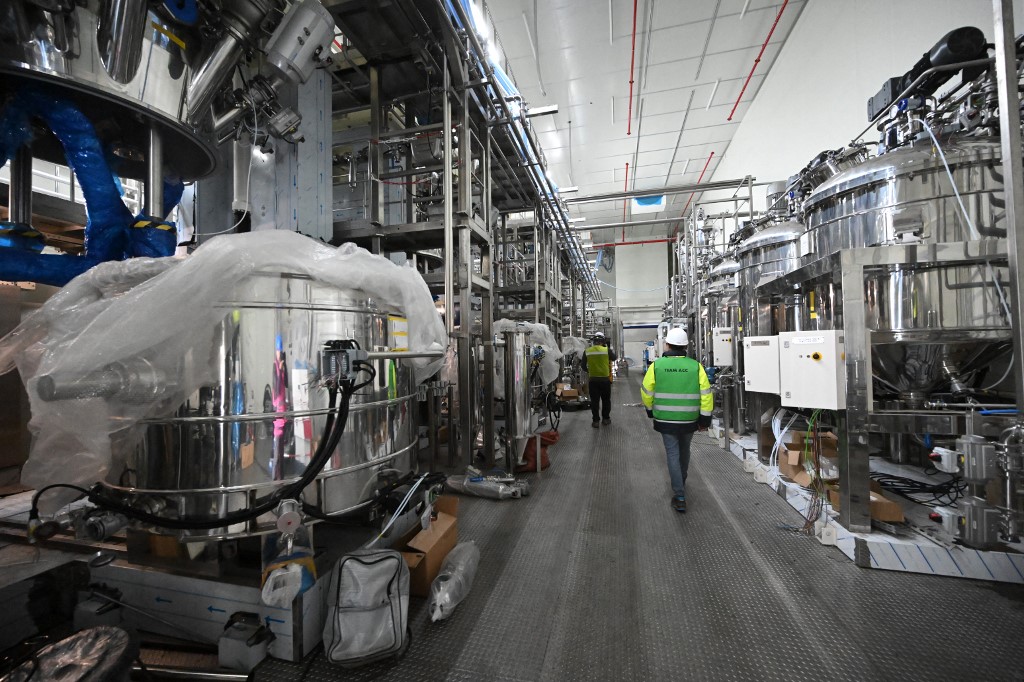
[560,336,588,357]
[428,540,480,622]
[445,475,520,500]
[0,231,448,512]
[493,319,563,399]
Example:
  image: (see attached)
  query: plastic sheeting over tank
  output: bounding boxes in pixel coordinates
[492,319,562,400]
[0,232,447,511]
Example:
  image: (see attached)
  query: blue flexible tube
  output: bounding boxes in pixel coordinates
[978,409,1018,415]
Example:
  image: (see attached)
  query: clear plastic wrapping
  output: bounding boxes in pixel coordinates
[0,231,447,512]
[428,540,480,622]
[445,475,519,500]
[560,336,588,357]
[492,319,563,399]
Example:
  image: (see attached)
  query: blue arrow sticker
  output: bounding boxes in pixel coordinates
[265,616,286,626]
[155,596,172,604]
[207,605,226,614]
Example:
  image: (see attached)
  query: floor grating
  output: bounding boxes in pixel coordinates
[256,375,1024,681]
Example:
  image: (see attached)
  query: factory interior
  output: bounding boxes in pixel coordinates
[2,0,1024,678]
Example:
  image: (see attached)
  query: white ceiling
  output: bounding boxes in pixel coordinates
[485,0,806,243]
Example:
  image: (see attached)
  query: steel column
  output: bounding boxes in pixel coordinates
[993,0,1024,414]
[145,125,163,218]
[456,53,475,466]
[482,131,495,464]
[368,66,385,225]
[839,254,872,532]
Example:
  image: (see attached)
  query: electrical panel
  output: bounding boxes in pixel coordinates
[743,336,780,394]
[778,330,846,410]
[711,327,734,366]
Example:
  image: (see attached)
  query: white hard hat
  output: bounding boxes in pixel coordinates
[665,327,689,346]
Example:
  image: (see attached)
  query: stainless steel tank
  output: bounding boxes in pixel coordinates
[502,330,532,439]
[737,221,803,337]
[802,137,1011,407]
[0,0,216,179]
[102,273,418,538]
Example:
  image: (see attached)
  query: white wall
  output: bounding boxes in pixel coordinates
[711,0,1023,189]
[603,242,669,364]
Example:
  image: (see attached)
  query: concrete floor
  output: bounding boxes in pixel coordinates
[261,374,1024,681]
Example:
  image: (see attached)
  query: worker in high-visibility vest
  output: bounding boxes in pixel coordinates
[585,332,617,428]
[640,327,713,513]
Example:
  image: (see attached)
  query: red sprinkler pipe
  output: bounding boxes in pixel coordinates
[590,238,675,249]
[626,0,639,135]
[727,0,789,121]
[672,150,715,237]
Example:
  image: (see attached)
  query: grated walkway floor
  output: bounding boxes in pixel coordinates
[258,374,1024,681]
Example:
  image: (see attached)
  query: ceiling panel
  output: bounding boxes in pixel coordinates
[487,0,806,238]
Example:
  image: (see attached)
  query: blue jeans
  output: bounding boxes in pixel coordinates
[662,431,695,498]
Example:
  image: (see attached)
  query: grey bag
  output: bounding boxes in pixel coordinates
[323,549,411,668]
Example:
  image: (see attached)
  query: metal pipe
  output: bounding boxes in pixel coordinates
[364,350,446,360]
[442,60,454,336]
[565,177,752,205]
[131,665,248,681]
[626,0,638,135]
[993,0,1024,419]
[186,34,246,123]
[727,0,789,121]
[146,125,163,217]
[589,238,675,248]
[849,57,994,145]
[442,0,598,296]
[9,146,33,225]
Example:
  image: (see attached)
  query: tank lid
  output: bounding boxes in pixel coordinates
[709,258,740,278]
[804,138,1001,209]
[737,221,804,254]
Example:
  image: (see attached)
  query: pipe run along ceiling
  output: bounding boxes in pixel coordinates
[486,0,806,245]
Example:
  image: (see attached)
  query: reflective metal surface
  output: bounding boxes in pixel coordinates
[503,331,532,439]
[0,0,216,179]
[103,274,417,537]
[804,139,1007,253]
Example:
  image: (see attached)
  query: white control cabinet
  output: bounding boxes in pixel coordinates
[743,336,780,394]
[778,330,846,410]
[711,327,734,366]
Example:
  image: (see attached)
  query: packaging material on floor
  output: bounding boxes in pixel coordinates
[826,482,906,523]
[778,431,840,488]
[428,541,481,622]
[517,430,559,472]
[323,549,410,668]
[393,495,459,597]
[556,383,580,400]
[446,475,527,500]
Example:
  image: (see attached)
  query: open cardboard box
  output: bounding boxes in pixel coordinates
[826,482,905,523]
[395,495,459,597]
[778,437,839,488]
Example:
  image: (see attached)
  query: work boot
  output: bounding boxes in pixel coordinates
[592,421,599,428]
[672,495,686,513]
[602,418,611,425]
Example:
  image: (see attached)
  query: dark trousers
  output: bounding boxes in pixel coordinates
[589,378,612,421]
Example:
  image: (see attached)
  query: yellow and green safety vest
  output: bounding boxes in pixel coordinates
[585,344,611,378]
[640,355,713,424]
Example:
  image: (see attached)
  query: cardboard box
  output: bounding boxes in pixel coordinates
[397,495,459,597]
[789,430,839,457]
[827,485,905,523]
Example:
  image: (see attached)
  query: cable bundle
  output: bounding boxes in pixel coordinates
[869,470,967,508]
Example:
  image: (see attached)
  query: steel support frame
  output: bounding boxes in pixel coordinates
[757,239,1009,532]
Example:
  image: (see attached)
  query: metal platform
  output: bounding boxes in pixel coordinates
[256,374,1024,681]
